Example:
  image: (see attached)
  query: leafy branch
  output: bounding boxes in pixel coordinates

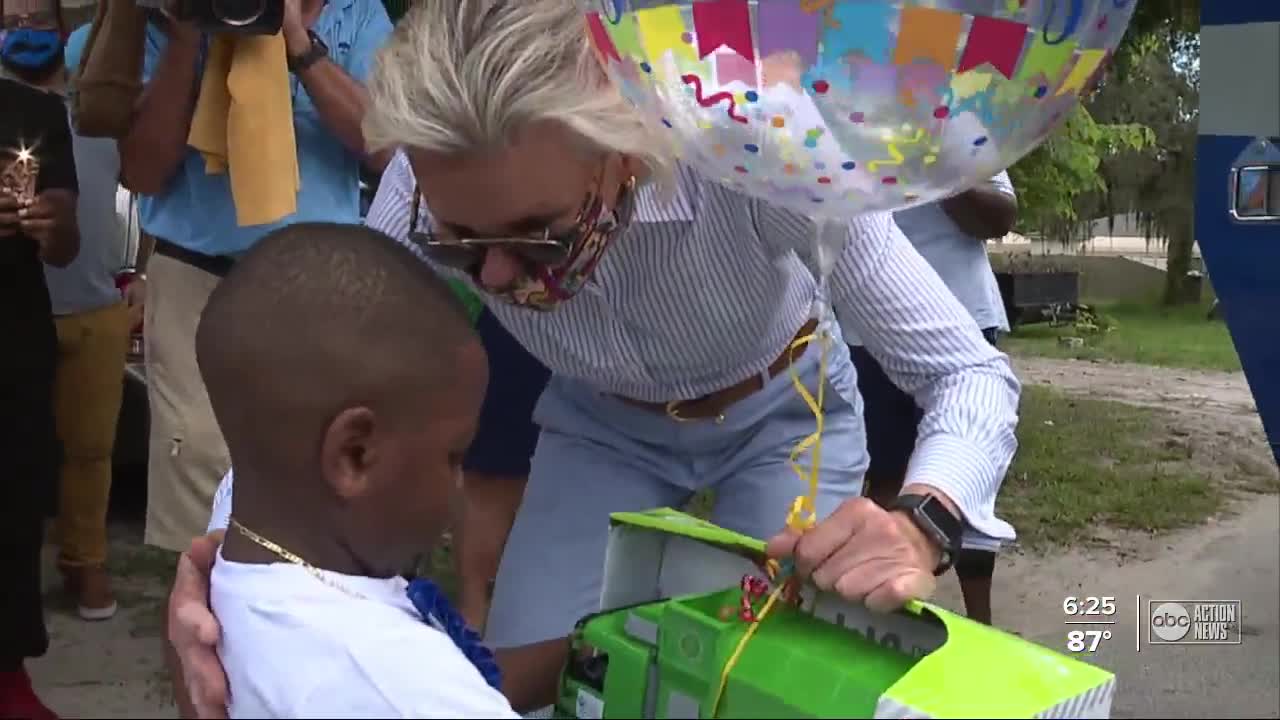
[1009,106,1154,245]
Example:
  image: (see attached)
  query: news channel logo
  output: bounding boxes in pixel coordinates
[1148,600,1243,645]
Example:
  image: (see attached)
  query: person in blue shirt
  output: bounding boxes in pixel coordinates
[111,0,393,557]
[843,172,1018,626]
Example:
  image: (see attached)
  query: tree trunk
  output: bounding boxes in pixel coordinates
[1161,139,1199,306]
[1162,203,1198,305]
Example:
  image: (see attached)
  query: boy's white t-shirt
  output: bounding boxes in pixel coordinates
[207,471,519,719]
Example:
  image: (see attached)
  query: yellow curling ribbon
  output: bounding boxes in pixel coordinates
[784,328,830,533]
[866,127,929,174]
[711,583,787,717]
[709,325,832,716]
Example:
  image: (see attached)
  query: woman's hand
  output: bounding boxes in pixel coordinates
[766,496,942,613]
[168,531,230,719]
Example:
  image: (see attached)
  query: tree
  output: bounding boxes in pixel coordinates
[1091,29,1201,304]
[1120,0,1201,58]
[1009,0,1202,305]
[1095,3,1202,305]
[1008,107,1151,246]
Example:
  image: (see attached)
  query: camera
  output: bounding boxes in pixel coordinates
[172,0,283,35]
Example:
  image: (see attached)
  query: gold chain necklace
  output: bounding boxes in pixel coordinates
[229,518,369,601]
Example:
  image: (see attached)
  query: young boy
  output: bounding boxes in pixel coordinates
[195,222,518,718]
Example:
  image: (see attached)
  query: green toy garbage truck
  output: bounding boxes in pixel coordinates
[553,509,1117,719]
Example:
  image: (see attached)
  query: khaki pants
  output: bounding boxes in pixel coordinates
[143,253,231,552]
[53,301,132,568]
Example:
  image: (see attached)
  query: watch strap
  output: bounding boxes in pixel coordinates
[288,30,328,74]
[891,494,964,576]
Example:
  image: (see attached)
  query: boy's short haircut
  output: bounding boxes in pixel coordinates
[195,222,478,472]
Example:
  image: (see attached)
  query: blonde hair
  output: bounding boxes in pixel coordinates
[363,0,674,182]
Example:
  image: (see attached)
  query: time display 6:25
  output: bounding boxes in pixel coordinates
[1063,596,1117,616]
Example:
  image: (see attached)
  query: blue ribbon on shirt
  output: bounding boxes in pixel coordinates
[405,578,504,692]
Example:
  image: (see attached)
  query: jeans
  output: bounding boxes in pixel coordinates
[484,334,869,649]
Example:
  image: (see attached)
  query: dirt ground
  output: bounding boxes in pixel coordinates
[1013,356,1278,497]
[1012,356,1262,430]
[27,357,1280,719]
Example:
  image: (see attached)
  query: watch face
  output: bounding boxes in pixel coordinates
[892,495,962,576]
[898,496,961,546]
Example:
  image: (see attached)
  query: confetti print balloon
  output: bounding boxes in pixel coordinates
[582,0,1138,219]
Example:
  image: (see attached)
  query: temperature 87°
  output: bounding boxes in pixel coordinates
[1067,629,1112,653]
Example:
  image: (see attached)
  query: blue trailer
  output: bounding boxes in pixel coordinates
[1196,3,1280,467]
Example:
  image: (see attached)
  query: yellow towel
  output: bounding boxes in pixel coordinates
[187,32,300,227]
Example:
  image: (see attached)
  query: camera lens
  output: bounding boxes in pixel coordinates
[211,0,266,25]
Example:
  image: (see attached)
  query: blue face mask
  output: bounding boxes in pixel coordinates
[0,28,64,75]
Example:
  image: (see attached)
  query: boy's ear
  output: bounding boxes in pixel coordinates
[320,406,379,501]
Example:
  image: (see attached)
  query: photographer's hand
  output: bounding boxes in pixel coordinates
[282,0,392,172]
[282,0,309,57]
[119,4,202,195]
[160,1,201,45]
[169,17,202,48]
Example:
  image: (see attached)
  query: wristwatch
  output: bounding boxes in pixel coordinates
[890,494,964,576]
[287,30,329,74]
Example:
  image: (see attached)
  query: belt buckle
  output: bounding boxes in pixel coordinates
[664,399,694,423]
[665,399,725,424]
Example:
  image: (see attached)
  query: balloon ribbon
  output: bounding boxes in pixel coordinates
[709,328,831,716]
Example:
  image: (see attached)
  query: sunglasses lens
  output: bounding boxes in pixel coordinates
[413,230,575,271]
[422,243,481,272]
[517,242,572,267]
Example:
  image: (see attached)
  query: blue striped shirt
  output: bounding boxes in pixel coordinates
[367,152,1020,546]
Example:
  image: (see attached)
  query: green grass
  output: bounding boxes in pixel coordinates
[107,542,180,584]
[996,385,1225,549]
[104,543,177,636]
[1001,300,1242,372]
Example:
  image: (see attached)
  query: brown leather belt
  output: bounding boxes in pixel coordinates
[618,317,820,422]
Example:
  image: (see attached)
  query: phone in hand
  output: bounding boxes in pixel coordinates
[0,190,22,233]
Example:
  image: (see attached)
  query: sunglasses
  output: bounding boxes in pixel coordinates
[407,173,637,273]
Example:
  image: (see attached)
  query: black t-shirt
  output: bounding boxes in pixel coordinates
[0,76,78,370]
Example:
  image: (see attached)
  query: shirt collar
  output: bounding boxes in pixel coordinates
[632,163,699,223]
[319,0,357,21]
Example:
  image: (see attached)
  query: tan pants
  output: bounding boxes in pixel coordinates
[143,253,231,552]
[53,301,132,567]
